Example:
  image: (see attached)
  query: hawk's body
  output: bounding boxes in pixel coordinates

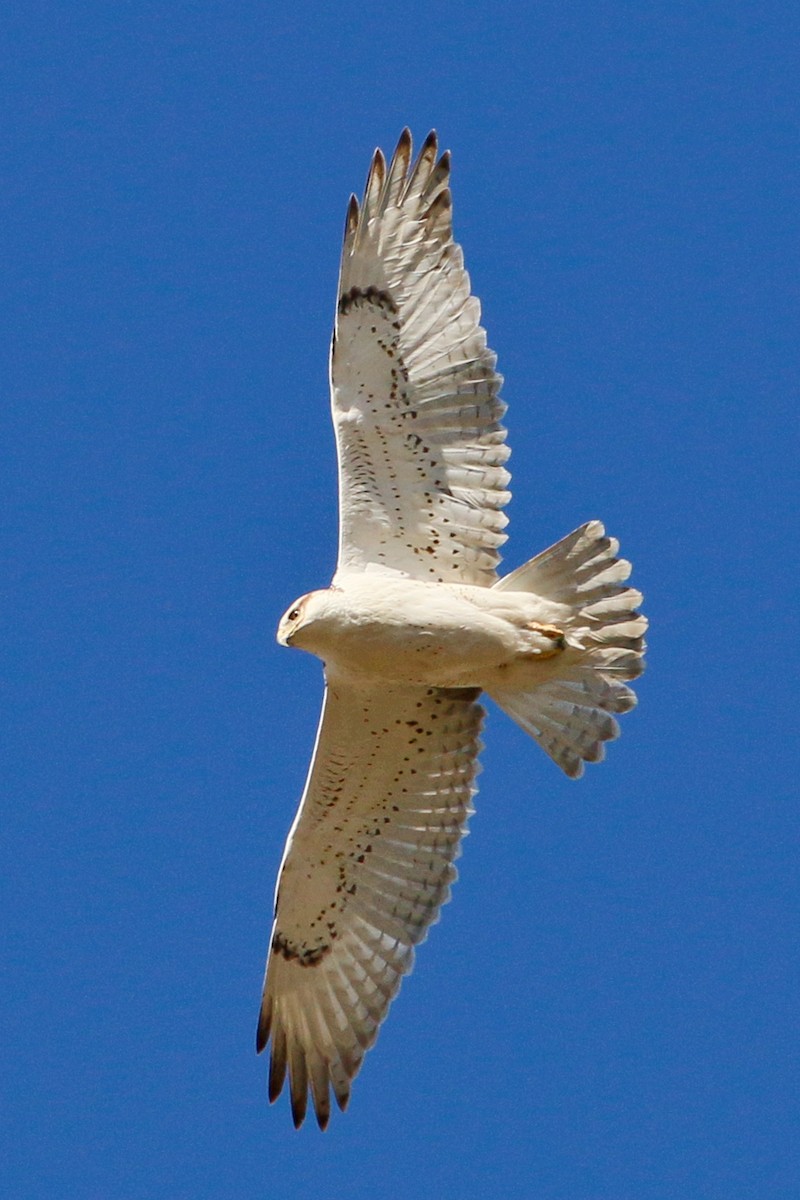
[277,574,569,688]
[258,131,647,1129]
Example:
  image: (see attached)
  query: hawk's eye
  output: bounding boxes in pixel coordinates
[288,608,300,621]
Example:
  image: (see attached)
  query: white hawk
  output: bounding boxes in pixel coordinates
[257,130,647,1128]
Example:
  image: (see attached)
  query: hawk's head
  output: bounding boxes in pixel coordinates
[276,590,335,651]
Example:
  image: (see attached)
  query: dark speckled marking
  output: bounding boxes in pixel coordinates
[272,929,332,967]
[338,285,398,316]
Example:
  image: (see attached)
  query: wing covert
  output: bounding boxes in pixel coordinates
[331,130,511,586]
[257,677,484,1128]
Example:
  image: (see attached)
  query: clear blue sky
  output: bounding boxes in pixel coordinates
[3,3,798,1197]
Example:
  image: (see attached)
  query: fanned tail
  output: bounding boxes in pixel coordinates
[489,521,647,778]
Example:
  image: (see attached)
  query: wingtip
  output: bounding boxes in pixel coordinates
[314,1103,331,1132]
[361,146,386,219]
[256,991,271,1054]
[291,1094,308,1129]
[368,145,387,185]
[268,1056,286,1105]
[345,192,359,234]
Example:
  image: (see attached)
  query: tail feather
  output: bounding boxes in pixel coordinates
[491,684,622,779]
[488,521,646,777]
[525,673,638,714]
[495,521,628,597]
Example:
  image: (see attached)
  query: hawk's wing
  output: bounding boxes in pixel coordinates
[257,679,484,1129]
[331,130,510,587]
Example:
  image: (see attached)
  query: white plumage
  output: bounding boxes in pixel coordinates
[257,131,647,1128]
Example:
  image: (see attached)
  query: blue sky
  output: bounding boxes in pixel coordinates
[3,2,798,1196]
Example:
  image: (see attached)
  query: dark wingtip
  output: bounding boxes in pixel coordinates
[267,1033,287,1104]
[315,1104,331,1132]
[345,192,359,236]
[291,1095,307,1129]
[255,1010,268,1055]
[423,129,438,152]
[368,146,387,188]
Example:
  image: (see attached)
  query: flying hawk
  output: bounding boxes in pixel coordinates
[257,130,647,1129]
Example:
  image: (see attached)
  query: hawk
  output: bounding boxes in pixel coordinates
[257,130,647,1128]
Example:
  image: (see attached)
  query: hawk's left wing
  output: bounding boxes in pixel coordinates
[257,678,483,1129]
[331,130,510,587]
